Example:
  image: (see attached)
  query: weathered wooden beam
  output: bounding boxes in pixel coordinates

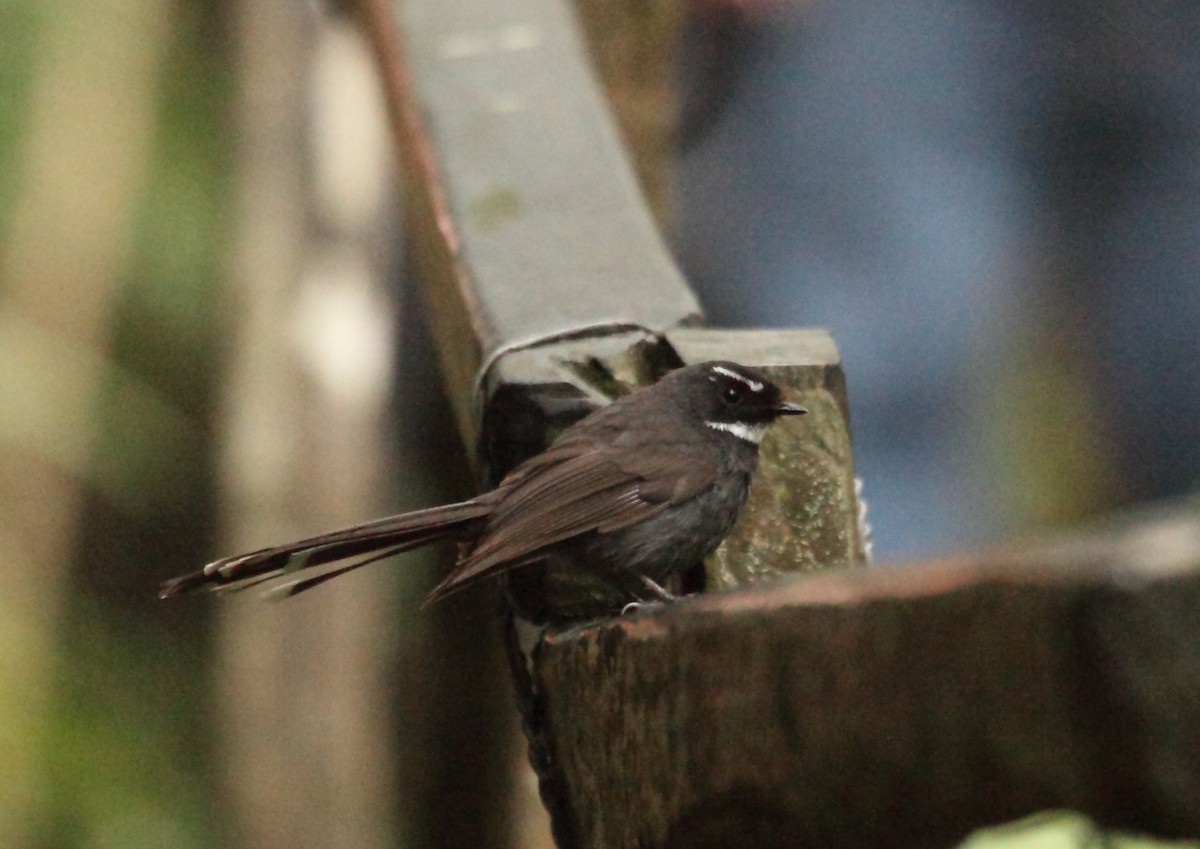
[355,0,866,623]
[358,0,701,443]
[531,503,1200,848]
[354,2,867,844]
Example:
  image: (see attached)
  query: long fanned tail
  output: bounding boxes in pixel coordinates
[159,499,492,600]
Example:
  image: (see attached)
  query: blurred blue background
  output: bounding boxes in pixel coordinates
[675,0,1200,560]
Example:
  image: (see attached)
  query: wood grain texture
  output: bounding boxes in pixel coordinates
[532,504,1200,848]
[359,0,702,444]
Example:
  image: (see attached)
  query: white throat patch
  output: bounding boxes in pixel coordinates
[706,420,768,444]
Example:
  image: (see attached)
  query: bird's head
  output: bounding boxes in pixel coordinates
[679,361,807,445]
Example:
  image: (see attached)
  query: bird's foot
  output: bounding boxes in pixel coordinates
[621,600,653,616]
[618,575,683,615]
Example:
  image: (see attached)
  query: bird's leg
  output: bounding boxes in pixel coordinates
[619,574,680,616]
[636,574,678,603]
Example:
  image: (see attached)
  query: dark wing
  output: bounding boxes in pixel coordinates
[425,428,718,603]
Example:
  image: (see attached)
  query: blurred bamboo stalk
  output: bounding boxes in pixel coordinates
[0,0,170,843]
[213,2,403,847]
[213,0,687,842]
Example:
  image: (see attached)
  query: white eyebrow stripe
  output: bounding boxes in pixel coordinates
[706,420,768,444]
[711,365,764,393]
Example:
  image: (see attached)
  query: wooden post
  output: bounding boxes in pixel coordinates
[532,504,1200,848]
[352,2,865,846]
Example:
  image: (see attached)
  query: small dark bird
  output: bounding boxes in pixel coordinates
[159,361,805,615]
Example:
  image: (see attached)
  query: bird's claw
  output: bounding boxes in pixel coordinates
[621,599,663,616]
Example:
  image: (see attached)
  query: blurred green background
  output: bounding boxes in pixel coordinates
[1,0,227,845]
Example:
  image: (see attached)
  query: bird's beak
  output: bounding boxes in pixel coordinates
[774,401,807,416]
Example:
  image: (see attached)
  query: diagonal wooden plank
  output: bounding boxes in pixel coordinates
[358,0,702,442]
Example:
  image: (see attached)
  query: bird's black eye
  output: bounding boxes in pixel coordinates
[721,385,743,406]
